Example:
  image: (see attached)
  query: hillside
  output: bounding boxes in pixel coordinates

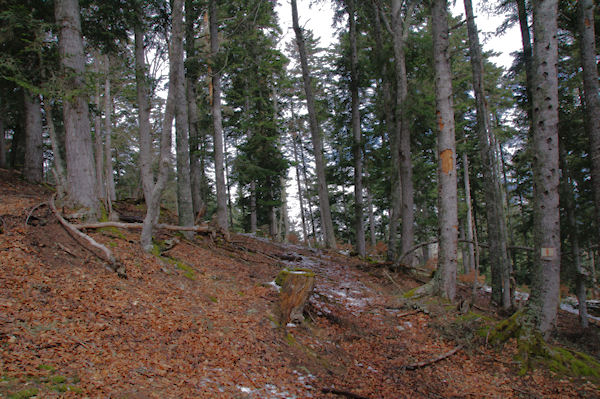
[1,169,599,398]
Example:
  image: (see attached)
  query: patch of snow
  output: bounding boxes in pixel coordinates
[286,322,297,328]
[367,365,378,373]
[238,386,253,394]
[267,280,280,292]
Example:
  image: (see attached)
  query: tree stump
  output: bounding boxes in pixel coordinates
[277,268,315,326]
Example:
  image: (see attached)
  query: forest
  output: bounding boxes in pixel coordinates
[1,0,600,397]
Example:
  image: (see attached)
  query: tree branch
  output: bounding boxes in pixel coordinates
[404,345,463,370]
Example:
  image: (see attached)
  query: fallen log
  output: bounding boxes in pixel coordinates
[404,345,463,370]
[72,221,213,233]
[49,196,126,278]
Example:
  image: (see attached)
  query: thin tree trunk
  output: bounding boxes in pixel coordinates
[366,172,376,249]
[171,1,194,232]
[0,103,5,168]
[559,142,588,328]
[291,0,336,249]
[347,0,365,257]
[135,25,153,205]
[270,189,278,238]
[250,181,257,233]
[464,0,511,309]
[42,99,67,195]
[23,90,43,183]
[432,0,458,301]
[209,0,228,231]
[280,175,289,241]
[529,0,561,336]
[55,0,98,215]
[516,0,534,120]
[578,0,600,257]
[462,153,475,274]
[94,55,105,200]
[292,131,308,242]
[225,140,234,230]
[103,55,116,202]
[299,131,316,241]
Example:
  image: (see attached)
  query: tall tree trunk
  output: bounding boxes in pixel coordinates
[464,0,511,309]
[94,55,105,200]
[209,0,228,231]
[291,0,336,249]
[55,0,98,215]
[135,25,153,204]
[250,181,257,233]
[172,0,194,232]
[299,132,316,242]
[42,99,67,196]
[528,0,560,336]
[103,55,116,202]
[462,153,475,274]
[348,0,365,257]
[185,0,204,216]
[225,140,234,230]
[578,0,600,255]
[292,131,308,242]
[270,189,278,238]
[0,99,5,168]
[432,0,458,301]
[559,142,588,328]
[516,0,534,120]
[390,0,415,266]
[280,176,290,241]
[365,169,376,249]
[140,0,180,251]
[23,90,43,183]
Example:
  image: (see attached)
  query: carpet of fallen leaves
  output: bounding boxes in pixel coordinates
[1,169,599,398]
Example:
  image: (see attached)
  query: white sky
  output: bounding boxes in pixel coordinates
[274,0,523,238]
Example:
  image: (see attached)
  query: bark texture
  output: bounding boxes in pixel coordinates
[209,0,228,231]
[464,0,511,308]
[0,108,5,168]
[43,99,67,195]
[432,0,458,301]
[529,0,561,336]
[578,0,600,255]
[94,56,105,200]
[291,0,336,249]
[23,91,43,183]
[55,0,98,214]
[462,153,475,274]
[135,25,153,204]
[348,0,365,257]
[103,55,116,202]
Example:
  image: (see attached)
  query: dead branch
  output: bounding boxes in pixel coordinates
[49,196,126,278]
[72,221,213,233]
[56,242,77,257]
[321,387,370,399]
[404,345,464,371]
[397,310,422,318]
[383,269,404,291]
[25,202,48,226]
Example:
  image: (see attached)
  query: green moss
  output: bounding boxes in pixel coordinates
[37,364,55,372]
[275,268,315,286]
[8,388,38,399]
[208,296,218,303]
[50,375,66,384]
[99,226,127,240]
[402,287,418,298]
[175,261,196,280]
[285,332,296,345]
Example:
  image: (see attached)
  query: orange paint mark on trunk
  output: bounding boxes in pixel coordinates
[440,149,454,174]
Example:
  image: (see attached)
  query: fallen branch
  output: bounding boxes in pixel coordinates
[404,345,463,371]
[321,387,370,399]
[383,269,404,291]
[72,221,213,233]
[25,202,48,226]
[397,310,422,318]
[49,196,126,278]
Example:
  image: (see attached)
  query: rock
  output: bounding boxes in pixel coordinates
[277,268,315,326]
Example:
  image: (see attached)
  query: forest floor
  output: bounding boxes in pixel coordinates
[1,169,599,398]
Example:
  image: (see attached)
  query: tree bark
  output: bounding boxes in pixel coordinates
[462,153,475,274]
[291,130,308,242]
[209,0,228,231]
[464,0,511,309]
[135,24,153,205]
[103,55,116,202]
[528,0,560,336]
[172,0,194,233]
[347,0,365,257]
[578,0,600,257]
[93,55,105,200]
[0,104,5,168]
[55,0,98,215]
[250,180,257,233]
[291,0,336,249]
[23,90,43,183]
[42,99,67,196]
[516,0,534,120]
[432,0,458,301]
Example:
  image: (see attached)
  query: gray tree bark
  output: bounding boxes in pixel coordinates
[464,0,511,309]
[94,55,105,200]
[42,98,67,196]
[103,55,116,202]
[462,153,475,274]
[23,90,43,183]
[209,0,228,231]
[55,0,98,214]
[578,0,600,257]
[291,130,308,242]
[348,0,365,257]
[0,100,5,168]
[250,181,257,234]
[432,0,458,301]
[291,0,336,249]
[172,0,194,233]
[135,25,153,204]
[528,0,561,336]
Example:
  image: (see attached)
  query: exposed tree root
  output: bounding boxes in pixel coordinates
[404,345,464,370]
[49,196,126,278]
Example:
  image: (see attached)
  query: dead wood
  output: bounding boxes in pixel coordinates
[25,202,48,226]
[404,345,463,370]
[72,221,213,233]
[397,310,422,318]
[49,196,126,278]
[321,387,370,399]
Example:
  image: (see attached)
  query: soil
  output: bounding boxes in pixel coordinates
[1,168,599,398]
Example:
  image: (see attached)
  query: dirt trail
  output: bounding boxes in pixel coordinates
[1,170,599,398]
